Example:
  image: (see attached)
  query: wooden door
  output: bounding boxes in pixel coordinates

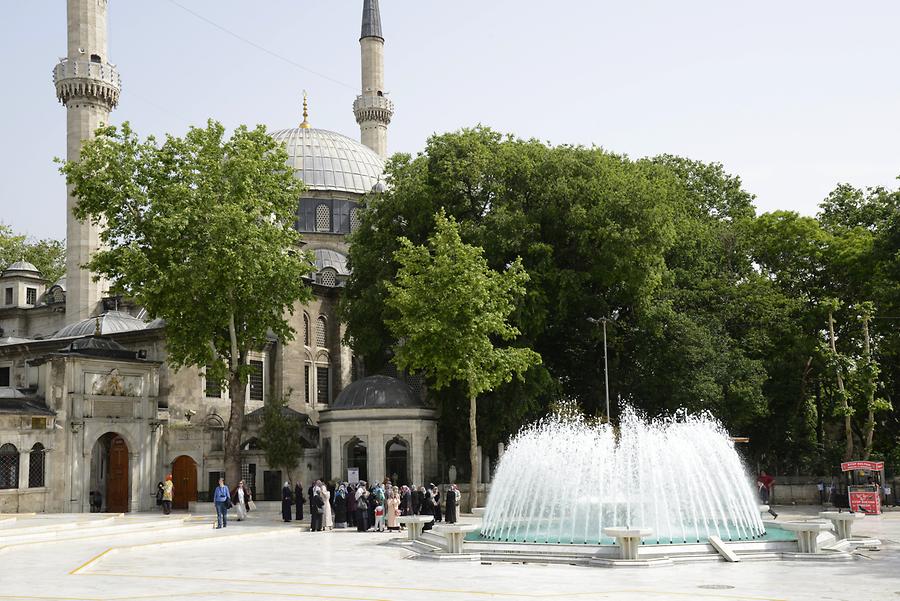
[171,455,197,510]
[106,435,129,513]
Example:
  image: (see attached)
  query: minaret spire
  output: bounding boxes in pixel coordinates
[353,0,394,158]
[300,91,311,129]
[54,0,120,324]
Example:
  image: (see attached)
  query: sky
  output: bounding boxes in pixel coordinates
[2,1,899,241]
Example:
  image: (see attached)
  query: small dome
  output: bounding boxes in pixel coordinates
[2,260,41,278]
[330,375,423,410]
[53,311,146,339]
[51,276,66,291]
[313,248,350,277]
[269,127,384,195]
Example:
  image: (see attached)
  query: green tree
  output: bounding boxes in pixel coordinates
[259,397,304,483]
[385,211,541,508]
[0,224,66,284]
[59,120,314,487]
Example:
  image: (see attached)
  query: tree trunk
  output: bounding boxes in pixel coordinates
[468,390,478,512]
[828,310,853,461]
[224,372,246,489]
[861,314,875,460]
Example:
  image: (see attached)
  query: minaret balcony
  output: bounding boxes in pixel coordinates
[353,94,394,125]
[53,58,121,109]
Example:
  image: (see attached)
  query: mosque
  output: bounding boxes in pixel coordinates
[0,0,445,513]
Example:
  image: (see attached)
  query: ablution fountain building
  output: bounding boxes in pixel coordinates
[0,0,440,513]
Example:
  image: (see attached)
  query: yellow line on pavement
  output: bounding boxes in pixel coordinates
[69,548,115,575]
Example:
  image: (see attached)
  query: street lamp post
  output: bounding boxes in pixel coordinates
[587,317,611,422]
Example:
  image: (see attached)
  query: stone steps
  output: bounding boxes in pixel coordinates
[0,517,190,547]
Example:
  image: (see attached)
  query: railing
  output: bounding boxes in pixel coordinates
[52,58,121,89]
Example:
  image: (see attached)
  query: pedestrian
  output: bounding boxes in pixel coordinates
[412,485,422,515]
[419,486,435,531]
[445,483,458,524]
[355,482,369,532]
[432,483,442,523]
[155,482,164,510]
[294,481,305,521]
[817,480,826,505]
[90,490,102,513]
[334,484,348,528]
[232,480,251,521]
[401,485,412,516]
[320,483,334,530]
[311,484,325,531]
[757,471,778,518]
[213,477,231,529]
[162,474,174,515]
[281,481,293,522]
[386,490,401,532]
[346,483,357,528]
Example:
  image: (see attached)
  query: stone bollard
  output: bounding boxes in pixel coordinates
[818,512,864,541]
[398,515,434,542]
[434,523,480,554]
[602,527,654,560]
[779,522,833,554]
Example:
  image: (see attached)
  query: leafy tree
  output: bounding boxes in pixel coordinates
[0,224,66,284]
[259,397,304,483]
[59,120,314,487]
[385,211,541,508]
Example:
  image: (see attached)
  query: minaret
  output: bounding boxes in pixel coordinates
[53,0,120,324]
[353,0,394,158]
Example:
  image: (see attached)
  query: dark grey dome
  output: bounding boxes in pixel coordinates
[53,311,146,339]
[330,375,422,410]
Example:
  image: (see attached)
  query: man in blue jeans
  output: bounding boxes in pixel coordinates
[213,477,231,528]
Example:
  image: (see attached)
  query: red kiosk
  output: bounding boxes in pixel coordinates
[841,460,884,514]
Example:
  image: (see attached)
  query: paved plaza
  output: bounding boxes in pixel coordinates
[1,506,898,601]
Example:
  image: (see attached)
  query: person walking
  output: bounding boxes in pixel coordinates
[155,482,164,511]
[281,482,293,522]
[757,471,778,518]
[321,484,334,530]
[161,475,174,515]
[294,481,305,521]
[213,477,231,529]
[445,483,458,524]
[232,480,251,521]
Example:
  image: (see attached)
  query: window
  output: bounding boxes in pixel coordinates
[206,415,225,452]
[350,207,361,232]
[303,314,310,346]
[204,367,221,398]
[31,417,47,430]
[0,444,19,489]
[0,366,9,387]
[315,204,331,232]
[51,287,64,304]
[319,268,337,287]
[304,364,311,403]
[4,288,11,305]
[248,360,264,401]
[316,317,327,347]
[25,288,36,305]
[316,365,330,404]
[28,443,45,488]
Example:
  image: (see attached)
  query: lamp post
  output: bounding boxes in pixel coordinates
[587,317,610,422]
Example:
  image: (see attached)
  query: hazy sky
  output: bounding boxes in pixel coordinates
[3,1,899,240]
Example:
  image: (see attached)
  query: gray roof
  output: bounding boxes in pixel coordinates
[50,276,66,291]
[2,260,41,278]
[330,375,423,410]
[52,311,146,339]
[0,336,32,346]
[0,389,54,415]
[269,127,384,195]
[361,0,383,40]
[313,248,350,276]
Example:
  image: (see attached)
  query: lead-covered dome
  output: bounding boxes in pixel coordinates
[270,127,384,194]
[330,375,423,410]
[53,311,146,339]
[2,260,42,278]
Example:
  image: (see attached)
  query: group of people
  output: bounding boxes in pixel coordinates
[280,479,462,533]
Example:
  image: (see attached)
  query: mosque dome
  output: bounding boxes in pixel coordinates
[269,127,384,195]
[52,311,146,339]
[2,261,42,278]
[330,375,423,410]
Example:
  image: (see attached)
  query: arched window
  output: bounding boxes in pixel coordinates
[29,443,45,488]
[385,437,409,486]
[206,415,225,452]
[349,207,361,232]
[303,314,310,346]
[319,268,337,287]
[344,437,367,483]
[315,204,331,232]
[0,443,19,489]
[316,316,327,347]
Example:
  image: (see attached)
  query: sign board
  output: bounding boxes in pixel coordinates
[347,467,359,484]
[849,490,881,514]
[840,461,884,472]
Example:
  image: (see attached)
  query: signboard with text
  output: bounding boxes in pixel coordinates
[841,461,884,472]
[849,490,881,514]
[347,467,359,484]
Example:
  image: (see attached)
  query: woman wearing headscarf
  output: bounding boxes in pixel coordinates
[320,484,334,530]
[310,483,324,531]
[232,480,251,521]
[281,482,293,522]
[432,483,442,523]
[334,484,348,528]
[419,486,435,531]
[355,482,369,532]
[412,485,422,515]
[386,490,401,532]
[445,483,458,524]
[400,485,412,517]
[294,481,305,521]
[161,474,174,515]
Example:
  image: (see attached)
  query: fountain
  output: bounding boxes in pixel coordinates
[480,405,765,545]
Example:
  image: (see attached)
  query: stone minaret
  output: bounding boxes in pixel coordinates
[53,0,120,324]
[353,0,394,158]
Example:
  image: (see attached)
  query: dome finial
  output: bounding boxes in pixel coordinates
[300,91,311,129]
